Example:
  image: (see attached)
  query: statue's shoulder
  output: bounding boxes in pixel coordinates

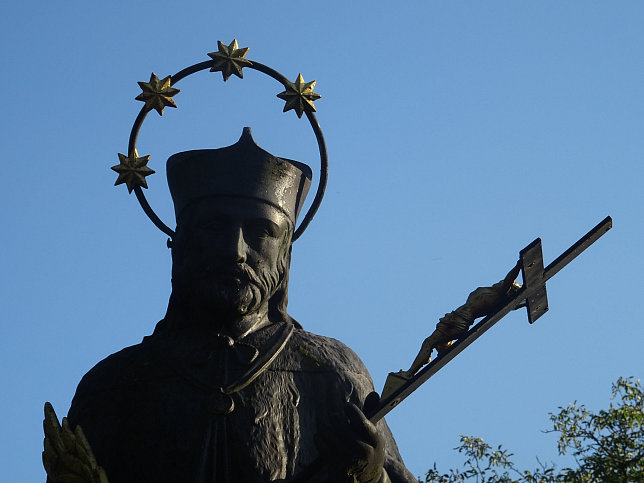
[73,339,158,397]
[280,327,371,377]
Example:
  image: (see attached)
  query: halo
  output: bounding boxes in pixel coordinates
[112,40,328,242]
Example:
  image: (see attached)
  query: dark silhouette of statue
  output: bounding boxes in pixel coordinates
[44,129,416,483]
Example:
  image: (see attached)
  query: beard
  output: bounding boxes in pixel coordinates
[174,260,282,319]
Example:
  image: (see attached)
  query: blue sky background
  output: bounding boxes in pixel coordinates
[2,1,642,480]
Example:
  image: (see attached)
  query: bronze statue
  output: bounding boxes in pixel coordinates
[43,41,614,483]
[44,129,416,482]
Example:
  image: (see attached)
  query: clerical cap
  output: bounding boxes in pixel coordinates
[167,128,312,224]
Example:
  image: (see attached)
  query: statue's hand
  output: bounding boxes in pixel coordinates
[315,393,386,483]
[42,402,109,483]
[500,261,522,296]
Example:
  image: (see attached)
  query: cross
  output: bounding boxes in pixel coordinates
[375,215,612,421]
[291,216,612,483]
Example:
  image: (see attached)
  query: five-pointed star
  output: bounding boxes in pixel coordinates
[111,151,155,193]
[135,73,180,115]
[276,74,322,118]
[208,39,253,81]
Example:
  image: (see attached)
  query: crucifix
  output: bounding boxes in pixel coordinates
[291,215,612,483]
[378,215,612,412]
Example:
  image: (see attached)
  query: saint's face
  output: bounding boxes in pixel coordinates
[172,197,291,318]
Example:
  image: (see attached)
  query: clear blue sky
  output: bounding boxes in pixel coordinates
[2,1,642,480]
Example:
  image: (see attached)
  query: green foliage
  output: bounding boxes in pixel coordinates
[422,377,644,483]
[421,435,556,483]
[550,376,644,482]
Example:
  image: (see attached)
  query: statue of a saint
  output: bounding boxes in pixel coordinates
[43,42,613,482]
[44,129,416,483]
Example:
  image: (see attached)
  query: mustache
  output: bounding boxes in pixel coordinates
[193,262,263,286]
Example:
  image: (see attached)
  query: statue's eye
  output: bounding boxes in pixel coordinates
[246,220,279,240]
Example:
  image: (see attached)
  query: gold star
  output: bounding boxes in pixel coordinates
[208,39,253,81]
[111,150,155,193]
[135,73,180,115]
[276,74,322,118]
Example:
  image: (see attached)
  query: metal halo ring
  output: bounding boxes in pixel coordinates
[122,50,328,242]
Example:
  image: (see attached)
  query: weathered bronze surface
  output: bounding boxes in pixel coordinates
[46,120,416,482]
[44,40,613,483]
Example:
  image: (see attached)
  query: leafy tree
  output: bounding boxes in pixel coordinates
[422,377,643,482]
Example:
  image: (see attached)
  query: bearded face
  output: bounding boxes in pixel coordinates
[171,197,291,319]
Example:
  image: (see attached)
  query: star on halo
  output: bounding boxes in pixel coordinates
[111,150,155,193]
[276,74,322,118]
[208,39,253,81]
[135,73,180,115]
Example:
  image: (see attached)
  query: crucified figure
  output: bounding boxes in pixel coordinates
[396,263,523,380]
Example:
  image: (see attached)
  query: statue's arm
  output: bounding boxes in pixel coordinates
[337,353,417,482]
[291,332,417,482]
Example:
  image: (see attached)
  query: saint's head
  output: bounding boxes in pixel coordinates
[165,128,311,334]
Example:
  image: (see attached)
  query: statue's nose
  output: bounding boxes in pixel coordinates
[223,226,247,264]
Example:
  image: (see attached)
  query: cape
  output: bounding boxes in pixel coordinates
[62,322,417,483]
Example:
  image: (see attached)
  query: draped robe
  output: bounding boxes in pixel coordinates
[63,321,417,483]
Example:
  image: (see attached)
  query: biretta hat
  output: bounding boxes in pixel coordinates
[167,128,312,224]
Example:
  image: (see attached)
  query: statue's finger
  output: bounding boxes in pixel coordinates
[344,402,379,447]
[502,261,522,291]
[363,391,380,416]
[316,417,369,459]
[346,440,374,468]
